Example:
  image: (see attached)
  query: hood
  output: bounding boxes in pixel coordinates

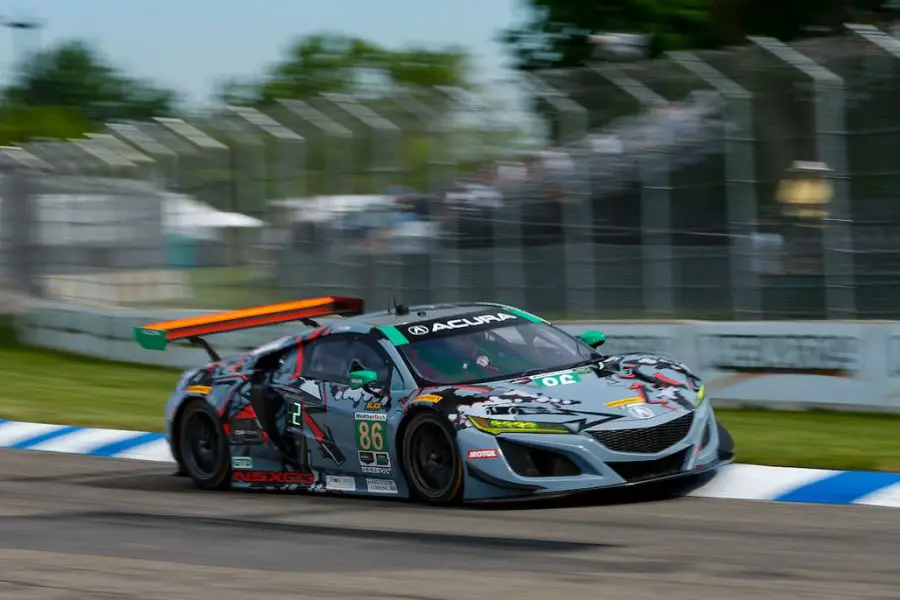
[419,356,705,432]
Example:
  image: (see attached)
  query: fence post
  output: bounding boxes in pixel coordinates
[321,93,403,307]
[522,73,593,317]
[669,51,762,320]
[154,117,232,212]
[85,133,156,183]
[277,99,353,196]
[436,84,528,310]
[0,147,50,298]
[69,137,137,176]
[321,92,402,193]
[749,36,856,319]
[226,105,305,203]
[391,92,446,192]
[593,65,674,317]
[106,122,177,189]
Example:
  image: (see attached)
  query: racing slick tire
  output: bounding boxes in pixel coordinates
[401,411,464,506]
[177,400,231,490]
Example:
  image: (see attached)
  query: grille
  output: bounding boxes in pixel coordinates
[588,413,695,453]
[607,449,690,483]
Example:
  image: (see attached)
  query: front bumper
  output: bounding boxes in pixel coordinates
[465,452,733,504]
[459,405,730,501]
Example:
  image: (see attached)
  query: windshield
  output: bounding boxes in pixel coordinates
[397,319,596,385]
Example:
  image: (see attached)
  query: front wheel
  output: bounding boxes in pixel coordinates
[401,412,464,505]
[177,400,231,490]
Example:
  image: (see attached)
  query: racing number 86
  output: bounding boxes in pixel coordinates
[356,421,384,451]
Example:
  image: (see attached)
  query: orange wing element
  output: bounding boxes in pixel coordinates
[134,296,364,350]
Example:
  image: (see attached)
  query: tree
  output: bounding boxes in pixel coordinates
[225,33,471,107]
[501,0,895,71]
[0,39,177,143]
[205,33,478,198]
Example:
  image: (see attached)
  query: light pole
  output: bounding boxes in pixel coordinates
[3,16,42,72]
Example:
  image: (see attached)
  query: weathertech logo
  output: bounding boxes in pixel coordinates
[407,312,517,335]
[467,449,499,460]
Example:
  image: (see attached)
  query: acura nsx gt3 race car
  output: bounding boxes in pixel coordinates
[135,297,734,505]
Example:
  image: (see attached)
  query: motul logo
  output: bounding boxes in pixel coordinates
[467,449,499,460]
[232,470,314,485]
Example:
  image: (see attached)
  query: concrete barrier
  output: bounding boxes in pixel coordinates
[16,300,900,411]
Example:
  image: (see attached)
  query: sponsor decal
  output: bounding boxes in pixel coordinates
[414,394,442,404]
[185,385,211,395]
[231,456,253,469]
[606,396,645,408]
[354,412,387,422]
[358,450,392,474]
[365,400,385,411]
[325,475,356,492]
[289,401,303,427]
[628,404,655,420]
[699,334,859,375]
[467,448,499,460]
[355,413,391,474]
[468,416,570,435]
[365,478,398,494]
[231,470,315,485]
[230,418,264,444]
[533,372,581,387]
[402,311,518,338]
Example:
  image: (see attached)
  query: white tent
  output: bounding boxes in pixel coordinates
[162,193,263,240]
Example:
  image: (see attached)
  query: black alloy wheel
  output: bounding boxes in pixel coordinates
[178,400,230,490]
[401,412,464,505]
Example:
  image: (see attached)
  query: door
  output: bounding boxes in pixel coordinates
[273,333,395,475]
[303,333,395,477]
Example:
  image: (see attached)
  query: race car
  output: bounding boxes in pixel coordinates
[135,297,734,505]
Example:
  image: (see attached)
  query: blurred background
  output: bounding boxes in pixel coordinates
[2,0,900,321]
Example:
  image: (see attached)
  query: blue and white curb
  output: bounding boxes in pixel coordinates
[0,419,171,463]
[2,418,899,508]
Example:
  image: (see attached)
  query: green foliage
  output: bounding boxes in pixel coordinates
[0,39,177,145]
[0,104,92,146]
[217,33,471,107]
[502,0,896,70]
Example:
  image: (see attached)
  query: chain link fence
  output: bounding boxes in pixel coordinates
[4,26,900,320]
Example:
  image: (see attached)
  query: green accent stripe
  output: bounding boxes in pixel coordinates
[378,325,410,346]
[498,305,545,323]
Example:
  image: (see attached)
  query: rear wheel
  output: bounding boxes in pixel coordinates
[177,401,230,490]
[401,412,464,505]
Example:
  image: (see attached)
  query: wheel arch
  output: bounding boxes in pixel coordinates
[394,405,456,473]
[170,394,219,468]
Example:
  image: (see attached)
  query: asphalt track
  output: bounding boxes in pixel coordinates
[1,450,899,600]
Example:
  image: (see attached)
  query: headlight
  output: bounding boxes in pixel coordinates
[468,416,570,435]
[696,385,706,406]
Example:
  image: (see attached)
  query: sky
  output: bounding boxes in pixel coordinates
[0,0,527,107]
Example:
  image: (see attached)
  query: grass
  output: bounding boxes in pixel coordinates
[0,322,898,471]
[715,409,900,472]
[0,319,178,432]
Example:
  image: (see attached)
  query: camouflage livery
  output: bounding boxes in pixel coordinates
[142,299,734,503]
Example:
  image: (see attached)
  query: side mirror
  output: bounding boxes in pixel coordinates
[349,369,378,390]
[578,330,606,348]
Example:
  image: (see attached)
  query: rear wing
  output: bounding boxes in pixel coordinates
[134,296,364,353]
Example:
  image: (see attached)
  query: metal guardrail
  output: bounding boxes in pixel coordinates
[17,300,900,413]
